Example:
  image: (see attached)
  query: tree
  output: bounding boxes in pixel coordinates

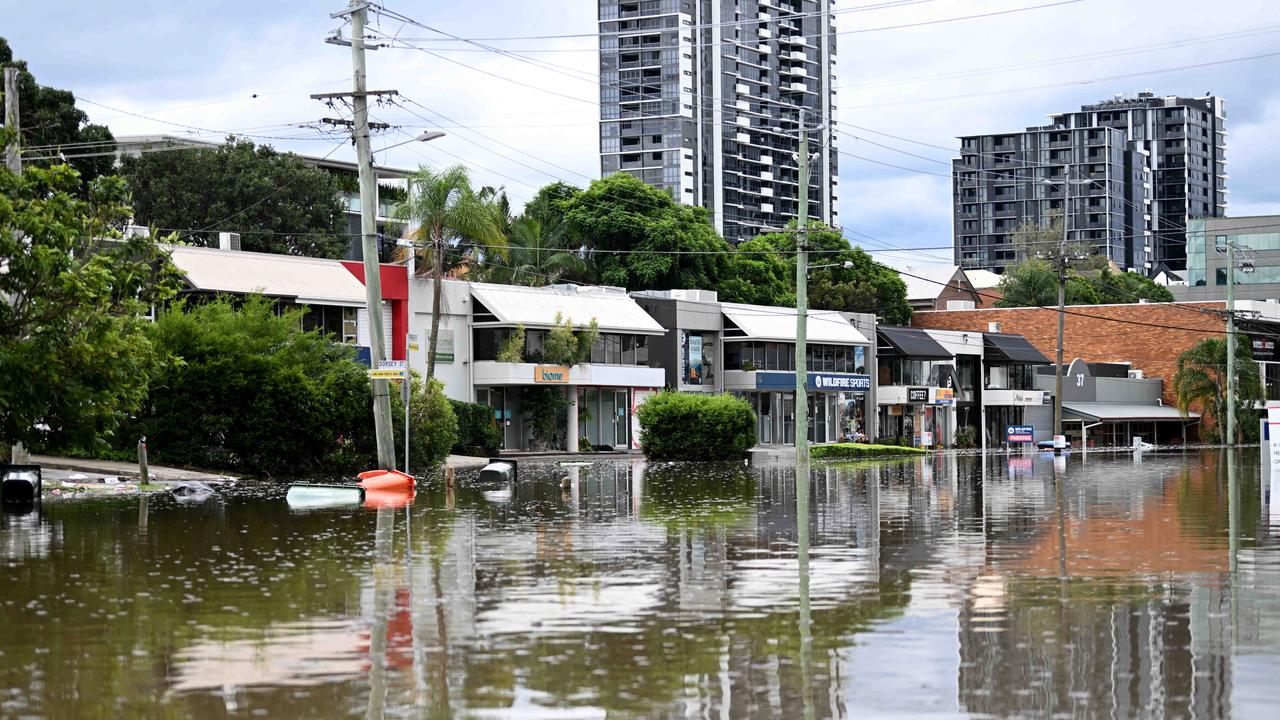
[121,137,348,257]
[1085,267,1175,304]
[732,227,912,325]
[1172,335,1262,444]
[0,38,116,186]
[718,237,792,307]
[396,164,506,380]
[488,213,587,287]
[562,173,732,292]
[996,258,1099,307]
[0,158,180,459]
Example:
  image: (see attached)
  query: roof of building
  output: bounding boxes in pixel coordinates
[469,283,665,335]
[964,269,1002,290]
[720,303,870,345]
[113,135,414,179]
[167,245,369,306]
[877,326,952,359]
[1063,403,1197,422]
[895,265,964,301]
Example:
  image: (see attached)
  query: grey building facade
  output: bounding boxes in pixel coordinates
[1178,214,1280,301]
[598,0,838,243]
[954,93,1227,274]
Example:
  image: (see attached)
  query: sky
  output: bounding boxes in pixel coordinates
[4,0,1278,268]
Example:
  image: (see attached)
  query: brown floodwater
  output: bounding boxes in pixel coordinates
[2,449,1278,718]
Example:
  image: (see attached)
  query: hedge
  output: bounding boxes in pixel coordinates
[810,443,928,460]
[636,391,756,461]
[450,400,502,456]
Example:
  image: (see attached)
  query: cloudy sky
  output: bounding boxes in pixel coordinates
[5,0,1278,266]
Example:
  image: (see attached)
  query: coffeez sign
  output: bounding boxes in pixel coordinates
[907,387,928,403]
[534,365,570,384]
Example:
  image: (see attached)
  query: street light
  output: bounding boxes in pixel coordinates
[377,130,446,156]
[809,260,854,271]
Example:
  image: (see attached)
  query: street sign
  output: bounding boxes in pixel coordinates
[370,360,407,380]
[407,333,420,352]
[1006,425,1034,443]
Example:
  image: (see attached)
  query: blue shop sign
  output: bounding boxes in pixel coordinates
[1006,425,1035,444]
[755,372,871,392]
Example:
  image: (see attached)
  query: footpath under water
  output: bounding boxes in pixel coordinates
[2,449,1279,718]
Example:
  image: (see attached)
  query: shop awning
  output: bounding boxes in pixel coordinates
[984,333,1050,364]
[720,303,869,344]
[167,245,368,306]
[470,283,665,334]
[877,326,952,359]
[1063,403,1198,422]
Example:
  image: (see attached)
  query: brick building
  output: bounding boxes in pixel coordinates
[913,301,1280,432]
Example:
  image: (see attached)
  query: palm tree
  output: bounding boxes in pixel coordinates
[503,214,588,287]
[1172,335,1263,443]
[397,165,506,381]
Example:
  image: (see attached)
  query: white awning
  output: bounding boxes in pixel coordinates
[721,303,869,345]
[166,245,369,307]
[469,283,665,334]
[1064,403,1199,422]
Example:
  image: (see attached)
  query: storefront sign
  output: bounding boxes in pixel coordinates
[534,365,569,383]
[428,329,454,363]
[1006,425,1034,443]
[688,334,704,384]
[933,387,955,405]
[754,372,871,392]
[1254,337,1277,358]
[907,387,928,403]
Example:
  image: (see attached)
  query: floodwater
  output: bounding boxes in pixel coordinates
[2,450,1280,719]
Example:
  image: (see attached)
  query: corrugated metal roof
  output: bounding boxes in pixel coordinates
[167,245,368,307]
[1063,403,1198,421]
[469,283,665,334]
[721,303,869,345]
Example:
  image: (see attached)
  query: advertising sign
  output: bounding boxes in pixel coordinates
[920,431,934,447]
[534,365,570,384]
[907,387,928,403]
[687,333,704,384]
[1268,403,1280,517]
[428,329,454,363]
[632,390,655,450]
[1005,425,1035,443]
[933,387,955,405]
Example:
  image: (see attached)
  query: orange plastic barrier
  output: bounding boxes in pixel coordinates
[356,469,415,491]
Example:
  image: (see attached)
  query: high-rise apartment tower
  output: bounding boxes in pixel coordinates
[599,0,838,243]
[953,92,1226,274]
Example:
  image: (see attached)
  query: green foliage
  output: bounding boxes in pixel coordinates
[810,443,928,459]
[0,38,116,186]
[398,164,507,273]
[450,400,502,456]
[1173,335,1262,444]
[1087,267,1175,303]
[121,137,348,257]
[727,227,912,325]
[120,296,375,475]
[1,157,180,457]
[497,324,526,363]
[952,425,978,449]
[391,376,458,471]
[636,391,756,461]
[523,386,568,450]
[545,312,599,366]
[562,173,732,292]
[996,258,1099,307]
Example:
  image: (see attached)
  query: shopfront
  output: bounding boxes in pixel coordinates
[876,326,955,447]
[719,302,873,447]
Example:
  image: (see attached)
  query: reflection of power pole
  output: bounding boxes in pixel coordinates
[317,1,400,470]
[4,66,20,174]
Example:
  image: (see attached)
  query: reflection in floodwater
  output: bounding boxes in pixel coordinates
[2,451,1280,716]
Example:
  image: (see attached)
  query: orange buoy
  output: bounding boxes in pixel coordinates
[357,469,415,491]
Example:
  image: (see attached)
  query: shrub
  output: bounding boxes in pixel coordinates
[810,443,928,460]
[450,399,502,456]
[953,425,978,449]
[392,376,457,472]
[118,296,374,476]
[636,391,756,461]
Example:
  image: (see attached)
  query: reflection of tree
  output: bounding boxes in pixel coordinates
[639,463,757,530]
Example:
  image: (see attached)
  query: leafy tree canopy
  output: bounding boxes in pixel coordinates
[1172,335,1262,444]
[0,37,116,185]
[561,173,732,292]
[121,137,349,257]
[1,157,180,457]
[725,227,912,325]
[997,259,1174,307]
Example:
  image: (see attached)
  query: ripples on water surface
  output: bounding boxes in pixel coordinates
[3,450,1280,718]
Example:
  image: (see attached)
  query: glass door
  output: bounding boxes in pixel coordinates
[613,389,629,446]
[781,393,795,446]
[757,393,773,444]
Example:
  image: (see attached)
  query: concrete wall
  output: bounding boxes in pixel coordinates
[407,278,474,402]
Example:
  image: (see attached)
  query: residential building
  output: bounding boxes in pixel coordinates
[1179,214,1280,301]
[954,92,1227,274]
[953,124,1149,273]
[113,134,411,261]
[898,265,984,312]
[598,0,838,244]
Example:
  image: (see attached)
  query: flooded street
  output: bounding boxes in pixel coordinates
[3,450,1280,718]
